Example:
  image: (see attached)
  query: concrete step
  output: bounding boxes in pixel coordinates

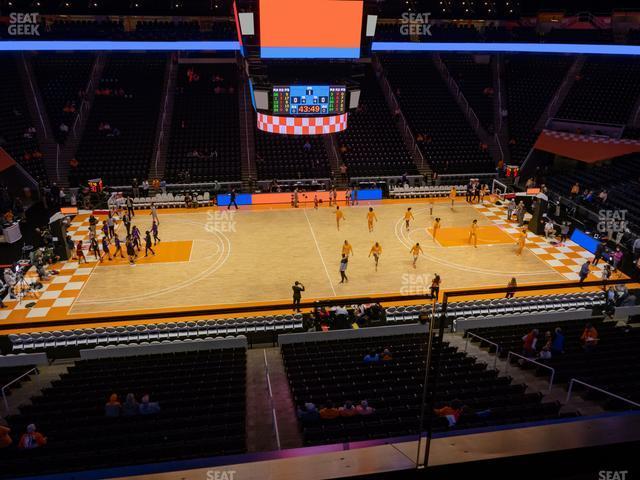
[445,333,604,417]
[3,360,73,416]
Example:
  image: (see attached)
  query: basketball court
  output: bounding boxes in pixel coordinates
[0,196,620,333]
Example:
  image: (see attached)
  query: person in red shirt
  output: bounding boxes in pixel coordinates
[0,418,12,449]
[338,401,358,417]
[18,424,47,449]
[522,329,539,358]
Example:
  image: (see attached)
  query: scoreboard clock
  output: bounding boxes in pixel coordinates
[272,85,346,115]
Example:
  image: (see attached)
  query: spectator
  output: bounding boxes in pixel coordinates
[122,393,139,416]
[0,417,12,449]
[613,247,623,271]
[160,178,167,194]
[356,400,375,416]
[138,394,160,415]
[105,393,122,417]
[297,403,320,425]
[593,242,606,266]
[522,328,538,357]
[580,323,599,352]
[303,141,311,152]
[570,182,580,199]
[380,348,393,362]
[363,351,379,363]
[539,331,553,360]
[338,401,358,417]
[18,424,47,449]
[579,260,591,285]
[319,402,340,420]
[505,277,517,299]
[551,327,565,355]
[434,399,463,427]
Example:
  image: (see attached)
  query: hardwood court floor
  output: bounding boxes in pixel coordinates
[69,200,564,316]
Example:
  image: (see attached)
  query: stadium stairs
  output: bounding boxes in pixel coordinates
[446,332,604,416]
[628,91,640,128]
[57,54,107,187]
[2,362,72,417]
[149,52,177,181]
[239,66,258,188]
[534,55,586,132]
[16,52,55,184]
[492,54,511,165]
[371,55,433,180]
[433,53,497,163]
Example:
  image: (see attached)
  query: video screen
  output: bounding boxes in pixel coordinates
[272,85,346,115]
[259,0,363,58]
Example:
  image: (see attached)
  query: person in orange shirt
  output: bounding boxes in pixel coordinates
[319,402,340,420]
[580,323,599,352]
[404,207,414,230]
[367,207,377,232]
[342,240,353,257]
[449,186,457,209]
[431,217,441,242]
[369,242,382,271]
[410,242,423,268]
[468,219,479,247]
[515,227,527,255]
[335,206,344,231]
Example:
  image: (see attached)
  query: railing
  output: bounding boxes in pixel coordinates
[263,349,282,450]
[505,351,555,392]
[465,332,499,369]
[2,367,39,413]
[566,378,640,409]
[372,55,425,171]
[22,53,48,139]
[154,53,176,177]
[494,133,505,163]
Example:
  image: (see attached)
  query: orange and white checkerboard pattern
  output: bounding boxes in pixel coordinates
[0,212,115,323]
[257,112,348,135]
[473,201,608,281]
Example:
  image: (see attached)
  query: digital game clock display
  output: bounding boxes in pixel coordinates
[272,85,346,115]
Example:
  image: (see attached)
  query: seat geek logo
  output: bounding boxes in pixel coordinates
[8,13,41,36]
[400,12,432,36]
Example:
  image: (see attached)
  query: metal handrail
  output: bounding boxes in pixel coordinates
[263,349,282,450]
[2,367,39,413]
[465,332,499,369]
[566,378,640,409]
[505,351,555,392]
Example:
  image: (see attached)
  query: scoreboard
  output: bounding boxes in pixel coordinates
[272,85,346,115]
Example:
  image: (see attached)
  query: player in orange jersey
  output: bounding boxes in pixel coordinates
[335,206,344,230]
[404,207,414,231]
[468,219,479,247]
[516,226,527,255]
[342,240,353,257]
[431,217,441,242]
[367,207,378,232]
[369,242,382,271]
[449,186,457,209]
[410,242,424,268]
